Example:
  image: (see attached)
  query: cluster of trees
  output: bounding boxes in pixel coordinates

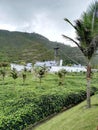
[0,62,68,87]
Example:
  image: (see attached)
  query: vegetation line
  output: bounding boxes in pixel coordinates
[24,104,79,130]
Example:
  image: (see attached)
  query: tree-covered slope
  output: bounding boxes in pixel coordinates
[0,29,86,64]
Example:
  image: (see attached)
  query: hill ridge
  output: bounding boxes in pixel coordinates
[0,29,86,64]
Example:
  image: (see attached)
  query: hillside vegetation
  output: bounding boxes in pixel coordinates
[0,29,86,64]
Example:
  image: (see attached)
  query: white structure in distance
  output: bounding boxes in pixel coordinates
[34,60,58,67]
[11,63,32,72]
[10,60,87,73]
[34,60,86,73]
[49,65,86,73]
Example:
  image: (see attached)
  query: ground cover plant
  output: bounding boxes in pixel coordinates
[0,70,98,129]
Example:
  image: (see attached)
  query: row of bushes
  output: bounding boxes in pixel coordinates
[0,87,97,130]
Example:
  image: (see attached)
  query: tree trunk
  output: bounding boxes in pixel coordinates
[86,62,91,108]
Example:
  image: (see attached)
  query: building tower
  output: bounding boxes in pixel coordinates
[54,45,59,66]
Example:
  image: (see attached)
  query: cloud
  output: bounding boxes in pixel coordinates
[0,0,93,45]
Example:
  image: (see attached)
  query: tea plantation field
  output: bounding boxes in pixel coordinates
[33,95,98,130]
[0,71,98,129]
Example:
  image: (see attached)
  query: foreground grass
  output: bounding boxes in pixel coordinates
[33,95,98,130]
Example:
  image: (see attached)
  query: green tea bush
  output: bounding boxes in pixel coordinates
[0,83,97,130]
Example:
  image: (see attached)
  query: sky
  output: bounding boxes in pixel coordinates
[0,0,94,46]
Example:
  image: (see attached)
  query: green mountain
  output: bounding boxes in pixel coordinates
[0,29,86,65]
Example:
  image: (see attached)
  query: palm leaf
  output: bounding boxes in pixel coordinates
[64,18,77,30]
[62,34,82,50]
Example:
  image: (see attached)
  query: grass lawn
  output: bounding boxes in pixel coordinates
[33,95,98,130]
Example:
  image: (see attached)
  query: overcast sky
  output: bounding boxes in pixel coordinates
[0,0,93,46]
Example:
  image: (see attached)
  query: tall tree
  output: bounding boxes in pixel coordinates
[63,1,98,108]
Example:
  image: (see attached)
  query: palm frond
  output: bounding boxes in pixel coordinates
[64,18,77,30]
[62,34,81,49]
[63,1,98,61]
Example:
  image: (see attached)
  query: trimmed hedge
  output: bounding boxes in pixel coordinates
[0,87,96,130]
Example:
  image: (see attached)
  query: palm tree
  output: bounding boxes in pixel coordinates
[63,1,98,108]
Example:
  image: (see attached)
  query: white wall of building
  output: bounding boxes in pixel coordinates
[49,66,86,73]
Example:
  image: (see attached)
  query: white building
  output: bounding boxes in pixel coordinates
[11,63,32,72]
[34,60,86,73]
[49,65,86,73]
[34,60,57,67]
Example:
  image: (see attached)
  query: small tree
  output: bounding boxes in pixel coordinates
[57,69,67,85]
[22,68,27,85]
[0,62,9,85]
[11,68,18,85]
[34,66,47,85]
[0,69,6,85]
[38,68,46,85]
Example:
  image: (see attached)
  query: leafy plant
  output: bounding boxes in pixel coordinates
[10,68,18,84]
[22,68,27,85]
[38,67,46,85]
[34,66,48,85]
[0,69,6,84]
[57,69,67,85]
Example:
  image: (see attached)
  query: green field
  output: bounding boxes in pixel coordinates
[0,70,98,129]
[33,95,98,130]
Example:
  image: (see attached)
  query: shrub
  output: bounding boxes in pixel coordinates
[1,88,96,130]
[57,69,67,85]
